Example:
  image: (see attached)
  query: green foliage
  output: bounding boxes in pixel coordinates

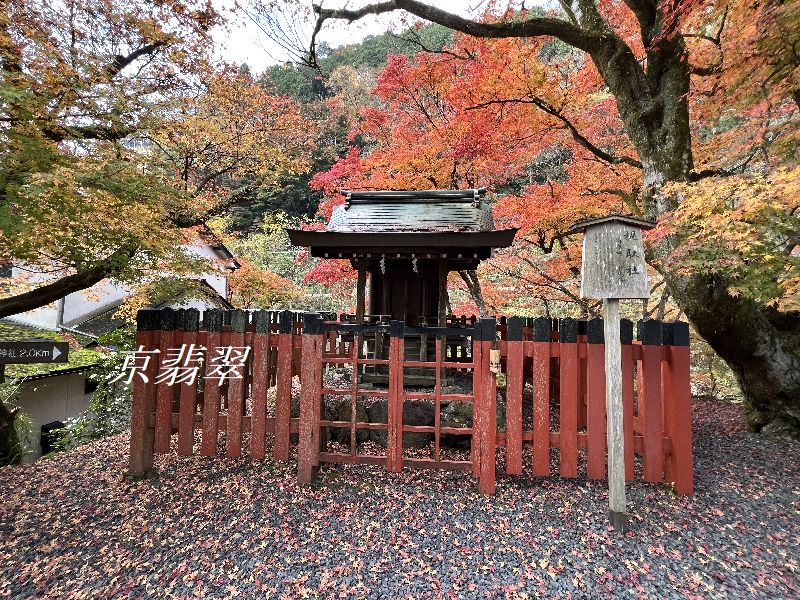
[224,157,330,229]
[245,22,453,230]
[56,329,135,451]
[0,0,222,298]
[260,23,454,102]
[0,381,23,465]
[329,24,453,70]
[112,276,229,324]
[495,147,574,196]
[225,212,346,312]
[12,411,35,462]
[226,212,307,284]
[665,167,800,311]
[260,63,321,102]
[690,336,743,402]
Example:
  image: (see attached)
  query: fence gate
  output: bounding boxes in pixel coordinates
[297,315,499,493]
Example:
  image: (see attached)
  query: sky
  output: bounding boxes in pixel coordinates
[212,1,488,74]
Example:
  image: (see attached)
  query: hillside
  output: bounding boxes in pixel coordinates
[225,23,454,232]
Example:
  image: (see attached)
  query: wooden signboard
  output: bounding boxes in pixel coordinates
[569,214,655,532]
[0,340,69,364]
[579,217,650,299]
[0,339,70,383]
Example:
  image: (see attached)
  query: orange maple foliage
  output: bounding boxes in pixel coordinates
[309,0,798,314]
[309,23,641,314]
[228,259,300,309]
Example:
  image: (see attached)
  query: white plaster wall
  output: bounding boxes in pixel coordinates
[167,297,222,311]
[8,266,60,329]
[9,304,59,330]
[203,272,229,299]
[62,280,130,325]
[14,373,92,462]
[10,240,231,328]
[184,242,229,298]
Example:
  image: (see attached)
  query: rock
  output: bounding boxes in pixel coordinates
[759,415,800,441]
[440,401,473,449]
[496,391,507,431]
[324,396,369,445]
[440,385,466,395]
[289,395,301,444]
[439,393,507,448]
[367,400,435,448]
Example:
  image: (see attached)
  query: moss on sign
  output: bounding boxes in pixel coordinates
[0,322,101,380]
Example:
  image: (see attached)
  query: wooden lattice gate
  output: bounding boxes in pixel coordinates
[129,309,693,496]
[297,315,499,493]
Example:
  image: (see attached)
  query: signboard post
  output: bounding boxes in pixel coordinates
[569,214,655,532]
[0,340,70,382]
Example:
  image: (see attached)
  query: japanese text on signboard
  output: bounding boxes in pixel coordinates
[615,229,642,277]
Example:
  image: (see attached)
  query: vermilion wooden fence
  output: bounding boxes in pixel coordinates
[130,309,693,496]
[494,316,693,495]
[129,308,305,472]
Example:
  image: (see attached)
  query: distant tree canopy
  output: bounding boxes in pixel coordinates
[260,23,454,102]
[224,22,455,232]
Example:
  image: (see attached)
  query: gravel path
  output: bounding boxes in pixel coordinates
[1,399,798,598]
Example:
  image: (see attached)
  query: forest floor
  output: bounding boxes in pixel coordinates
[1,399,798,598]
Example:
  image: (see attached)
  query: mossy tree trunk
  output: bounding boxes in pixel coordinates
[669,274,800,437]
[0,401,21,466]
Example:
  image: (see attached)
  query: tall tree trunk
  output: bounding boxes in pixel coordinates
[669,274,800,438]
[641,151,800,439]
[632,60,800,439]
[458,270,488,317]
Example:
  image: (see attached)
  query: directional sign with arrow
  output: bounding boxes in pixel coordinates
[0,340,70,364]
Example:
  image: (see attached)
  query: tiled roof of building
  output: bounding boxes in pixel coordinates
[0,321,101,380]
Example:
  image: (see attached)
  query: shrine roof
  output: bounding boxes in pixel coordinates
[287,189,517,255]
[327,188,494,233]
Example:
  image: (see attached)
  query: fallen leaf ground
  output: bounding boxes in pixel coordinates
[1,398,798,598]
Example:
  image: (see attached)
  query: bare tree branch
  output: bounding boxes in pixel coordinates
[388,29,474,61]
[685,7,728,78]
[41,123,136,143]
[688,140,770,181]
[457,269,488,316]
[683,6,728,49]
[105,41,168,79]
[557,1,579,26]
[466,96,642,168]
[312,1,599,53]
[689,62,722,77]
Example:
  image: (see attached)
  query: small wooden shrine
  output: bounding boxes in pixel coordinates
[287,189,517,325]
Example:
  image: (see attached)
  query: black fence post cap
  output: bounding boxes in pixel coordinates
[560,318,578,343]
[507,316,523,341]
[136,309,161,331]
[303,312,322,335]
